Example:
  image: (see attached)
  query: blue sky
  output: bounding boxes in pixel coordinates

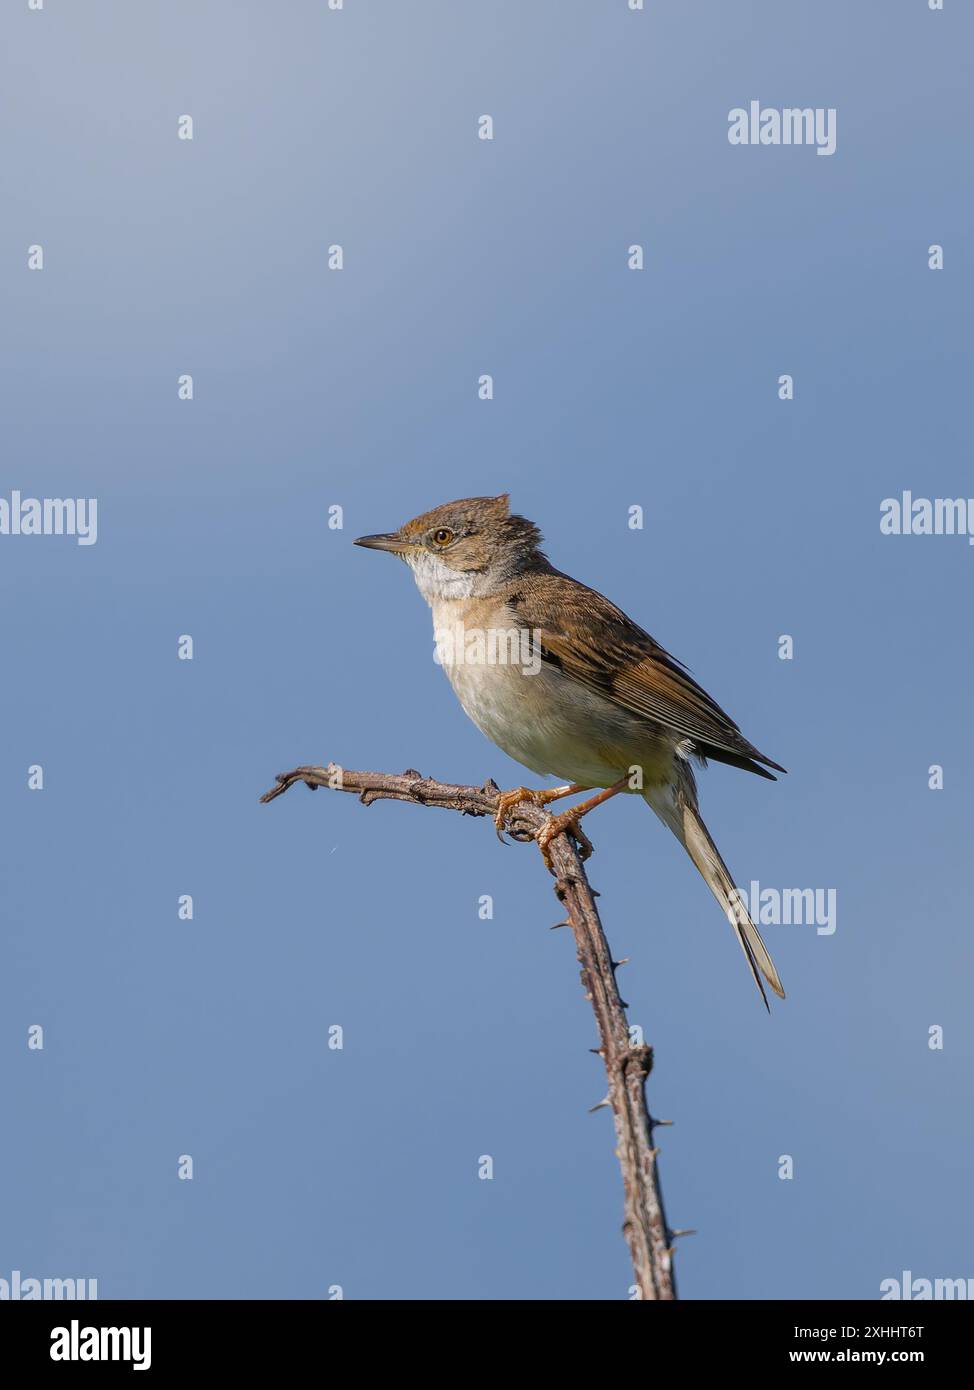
[2,0,971,1299]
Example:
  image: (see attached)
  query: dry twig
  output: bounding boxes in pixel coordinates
[260,762,677,1299]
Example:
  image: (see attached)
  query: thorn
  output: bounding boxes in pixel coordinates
[618,998,629,1009]
[613,957,630,968]
[588,1047,603,1055]
[669,1228,697,1240]
[402,768,422,779]
[651,1118,674,1127]
[549,920,569,930]
[588,1095,611,1113]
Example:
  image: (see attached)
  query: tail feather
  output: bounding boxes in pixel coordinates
[644,783,785,1008]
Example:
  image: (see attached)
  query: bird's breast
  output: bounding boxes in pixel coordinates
[429,601,674,787]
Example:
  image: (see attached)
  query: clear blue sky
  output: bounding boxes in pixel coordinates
[2,0,971,1300]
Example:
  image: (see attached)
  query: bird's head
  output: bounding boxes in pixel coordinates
[354,494,544,601]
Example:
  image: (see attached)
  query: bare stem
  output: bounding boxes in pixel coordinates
[260,762,677,1299]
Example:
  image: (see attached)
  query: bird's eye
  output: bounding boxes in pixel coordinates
[431,528,454,547]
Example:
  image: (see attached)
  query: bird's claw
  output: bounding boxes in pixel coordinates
[536,810,595,868]
[493,786,544,835]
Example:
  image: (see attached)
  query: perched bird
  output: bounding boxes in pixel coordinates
[355,494,785,1007]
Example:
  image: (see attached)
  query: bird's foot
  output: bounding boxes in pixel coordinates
[534,775,632,867]
[493,783,581,838]
[536,810,595,868]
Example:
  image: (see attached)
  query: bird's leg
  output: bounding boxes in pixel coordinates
[493,783,585,835]
[536,776,631,868]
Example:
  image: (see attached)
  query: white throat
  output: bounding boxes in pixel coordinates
[406,551,478,604]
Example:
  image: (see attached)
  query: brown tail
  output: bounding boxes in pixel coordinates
[644,783,785,1009]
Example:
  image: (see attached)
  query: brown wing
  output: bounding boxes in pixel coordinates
[507,571,785,780]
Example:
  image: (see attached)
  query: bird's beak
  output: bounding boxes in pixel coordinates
[353,532,411,554]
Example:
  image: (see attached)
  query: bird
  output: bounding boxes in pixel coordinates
[354,494,785,1007]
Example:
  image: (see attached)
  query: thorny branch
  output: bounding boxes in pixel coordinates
[260,762,678,1300]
